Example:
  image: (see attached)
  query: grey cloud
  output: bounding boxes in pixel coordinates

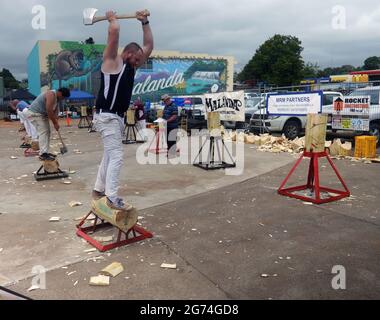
[0,0,379,80]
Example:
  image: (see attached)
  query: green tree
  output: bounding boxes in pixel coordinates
[238,34,304,86]
[0,68,20,89]
[317,65,358,77]
[302,62,320,78]
[363,56,380,70]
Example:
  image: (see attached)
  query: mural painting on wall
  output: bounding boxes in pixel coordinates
[133,58,228,101]
[40,41,105,93]
[40,41,228,102]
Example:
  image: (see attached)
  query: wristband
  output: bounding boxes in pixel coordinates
[142,20,149,26]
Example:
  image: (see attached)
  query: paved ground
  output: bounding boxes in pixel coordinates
[1,120,379,300]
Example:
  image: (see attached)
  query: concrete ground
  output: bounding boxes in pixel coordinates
[0,119,379,300]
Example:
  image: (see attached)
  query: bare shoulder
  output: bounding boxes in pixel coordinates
[102,56,123,74]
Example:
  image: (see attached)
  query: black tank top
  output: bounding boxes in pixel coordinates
[96,62,136,118]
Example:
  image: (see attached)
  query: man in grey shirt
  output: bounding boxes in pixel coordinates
[25,88,70,161]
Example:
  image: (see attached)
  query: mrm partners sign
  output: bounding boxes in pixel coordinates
[267,91,323,116]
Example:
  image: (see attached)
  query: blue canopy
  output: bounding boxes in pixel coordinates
[67,90,95,101]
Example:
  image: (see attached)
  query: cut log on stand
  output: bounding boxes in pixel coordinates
[305,114,327,153]
[43,159,60,174]
[91,198,138,232]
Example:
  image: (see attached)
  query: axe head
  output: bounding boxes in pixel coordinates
[83,8,98,25]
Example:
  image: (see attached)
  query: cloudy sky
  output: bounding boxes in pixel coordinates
[1,0,379,80]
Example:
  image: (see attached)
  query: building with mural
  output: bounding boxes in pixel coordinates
[27,40,235,103]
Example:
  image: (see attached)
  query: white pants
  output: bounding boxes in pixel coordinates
[136,120,147,141]
[17,110,25,124]
[24,110,50,155]
[19,109,38,140]
[93,112,125,202]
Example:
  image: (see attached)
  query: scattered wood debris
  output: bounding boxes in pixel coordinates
[27,285,40,292]
[94,236,114,243]
[49,217,61,222]
[160,263,177,269]
[100,262,124,278]
[86,256,106,262]
[69,201,83,208]
[89,275,110,286]
[329,139,352,157]
[84,248,97,253]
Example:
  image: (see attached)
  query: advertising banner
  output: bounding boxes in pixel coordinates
[204,91,245,121]
[267,91,323,116]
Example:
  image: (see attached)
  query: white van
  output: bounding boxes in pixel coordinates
[250,91,343,139]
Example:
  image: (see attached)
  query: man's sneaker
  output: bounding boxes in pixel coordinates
[39,153,56,161]
[92,190,105,200]
[106,198,133,211]
[20,143,32,149]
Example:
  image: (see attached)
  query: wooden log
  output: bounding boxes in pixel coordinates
[91,198,138,232]
[81,106,88,117]
[245,134,257,144]
[329,139,342,156]
[43,159,60,174]
[31,141,40,151]
[237,132,245,143]
[156,109,164,119]
[207,112,221,131]
[126,109,136,125]
[339,141,352,157]
[305,114,327,153]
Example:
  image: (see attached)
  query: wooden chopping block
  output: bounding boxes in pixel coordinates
[43,159,60,174]
[91,198,138,232]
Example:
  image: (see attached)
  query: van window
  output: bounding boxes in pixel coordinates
[323,94,337,106]
[349,90,379,105]
[193,98,203,105]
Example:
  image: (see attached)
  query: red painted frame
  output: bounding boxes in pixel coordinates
[76,211,153,252]
[278,151,350,204]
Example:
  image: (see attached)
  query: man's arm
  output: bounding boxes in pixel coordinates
[9,100,18,112]
[102,11,121,72]
[136,11,154,68]
[45,91,60,131]
[166,105,178,123]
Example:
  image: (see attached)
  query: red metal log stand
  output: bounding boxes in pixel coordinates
[278,151,350,204]
[149,126,167,154]
[76,211,153,252]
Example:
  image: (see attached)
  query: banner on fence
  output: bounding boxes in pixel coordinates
[332,96,370,131]
[204,91,245,121]
[267,91,322,116]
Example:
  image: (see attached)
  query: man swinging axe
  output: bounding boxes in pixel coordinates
[24,88,71,161]
[91,9,154,211]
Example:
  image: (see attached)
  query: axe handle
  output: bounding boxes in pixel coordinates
[93,11,151,24]
[57,131,66,148]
